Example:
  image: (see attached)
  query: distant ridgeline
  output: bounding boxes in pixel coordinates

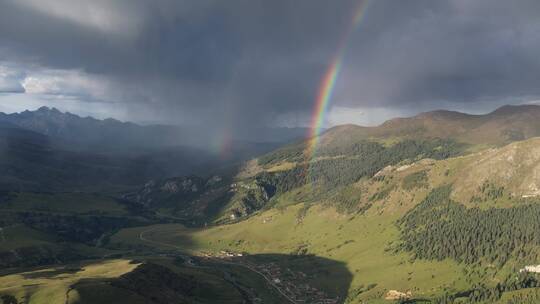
[0,107,304,192]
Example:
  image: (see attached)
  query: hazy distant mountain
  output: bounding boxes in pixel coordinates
[0,107,197,152]
[0,125,212,191]
[0,107,308,153]
[0,108,309,191]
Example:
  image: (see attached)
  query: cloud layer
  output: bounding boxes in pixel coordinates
[1,0,540,129]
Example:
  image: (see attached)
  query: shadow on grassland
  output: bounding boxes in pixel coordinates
[111,223,353,303]
[68,253,353,304]
[200,253,353,304]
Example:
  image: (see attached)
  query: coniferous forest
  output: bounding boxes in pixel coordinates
[398,186,540,265]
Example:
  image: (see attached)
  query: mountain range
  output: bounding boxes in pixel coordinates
[0,106,308,152]
[4,104,540,303]
[0,107,309,191]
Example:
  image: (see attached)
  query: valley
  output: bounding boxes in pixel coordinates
[3,106,540,303]
[2,2,540,303]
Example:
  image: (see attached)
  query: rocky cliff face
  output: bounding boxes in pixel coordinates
[123,173,278,224]
[126,176,209,207]
[452,137,540,202]
[122,175,234,224]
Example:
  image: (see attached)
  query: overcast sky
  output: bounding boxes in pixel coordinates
[1,0,540,130]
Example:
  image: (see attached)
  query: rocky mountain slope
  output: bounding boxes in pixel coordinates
[128,105,540,226]
[167,133,540,304]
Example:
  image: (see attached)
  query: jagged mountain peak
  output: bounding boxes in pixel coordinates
[36,106,62,114]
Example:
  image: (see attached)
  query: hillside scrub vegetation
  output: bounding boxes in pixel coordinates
[402,170,429,190]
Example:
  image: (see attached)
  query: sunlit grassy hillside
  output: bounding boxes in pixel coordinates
[111,137,540,303]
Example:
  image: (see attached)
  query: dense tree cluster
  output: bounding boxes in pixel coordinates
[257,169,307,194]
[0,295,18,304]
[16,212,143,244]
[257,142,305,165]
[331,185,366,213]
[259,139,464,194]
[316,140,385,159]
[0,245,84,268]
[258,138,465,167]
[432,272,540,304]
[504,292,540,304]
[471,181,506,203]
[317,138,465,160]
[398,186,540,265]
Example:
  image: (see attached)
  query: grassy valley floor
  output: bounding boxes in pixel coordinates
[111,204,470,303]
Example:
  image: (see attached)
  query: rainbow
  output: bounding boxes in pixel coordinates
[305,0,371,162]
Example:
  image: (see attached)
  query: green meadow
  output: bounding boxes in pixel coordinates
[112,203,469,303]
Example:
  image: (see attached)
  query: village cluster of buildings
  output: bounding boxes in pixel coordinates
[199,250,339,303]
[250,261,339,304]
[520,264,540,273]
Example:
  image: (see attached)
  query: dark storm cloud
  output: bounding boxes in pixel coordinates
[0,0,357,126]
[0,0,540,128]
[0,66,25,93]
[0,82,25,94]
[337,0,540,109]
